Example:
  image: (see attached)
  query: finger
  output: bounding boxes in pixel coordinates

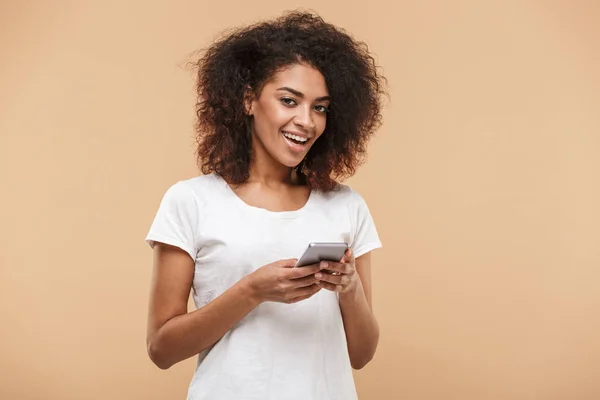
[277,258,299,268]
[341,248,355,264]
[288,284,322,302]
[289,263,323,279]
[315,281,342,292]
[320,261,351,275]
[315,271,350,286]
[289,291,320,303]
[288,274,319,288]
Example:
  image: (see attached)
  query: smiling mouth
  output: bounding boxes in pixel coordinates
[281,131,309,147]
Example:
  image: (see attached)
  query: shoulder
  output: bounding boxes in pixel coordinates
[179,173,220,191]
[314,183,376,224]
[318,182,365,205]
[166,173,222,204]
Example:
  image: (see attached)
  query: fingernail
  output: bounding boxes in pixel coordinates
[320,261,328,268]
[315,273,322,279]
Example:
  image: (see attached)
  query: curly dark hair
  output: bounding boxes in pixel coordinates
[192,10,386,191]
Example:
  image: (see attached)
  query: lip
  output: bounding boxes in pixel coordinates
[281,131,309,153]
[281,130,312,140]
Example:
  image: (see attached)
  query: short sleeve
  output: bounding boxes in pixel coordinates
[145,181,200,261]
[350,190,382,258]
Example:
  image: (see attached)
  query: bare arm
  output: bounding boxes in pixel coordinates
[146,243,323,369]
[316,251,379,370]
[146,243,258,369]
[338,252,379,369]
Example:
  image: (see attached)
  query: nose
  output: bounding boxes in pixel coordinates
[293,106,315,131]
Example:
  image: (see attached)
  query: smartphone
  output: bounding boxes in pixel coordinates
[294,242,349,267]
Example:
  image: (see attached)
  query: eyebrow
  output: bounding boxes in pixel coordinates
[276,87,331,102]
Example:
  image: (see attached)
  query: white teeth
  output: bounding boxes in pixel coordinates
[282,131,308,143]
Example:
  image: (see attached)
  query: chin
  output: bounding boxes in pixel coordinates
[279,156,304,169]
[275,147,310,169]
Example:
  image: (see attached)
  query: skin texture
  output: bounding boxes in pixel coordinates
[247,63,330,175]
[193,11,386,191]
[147,63,379,371]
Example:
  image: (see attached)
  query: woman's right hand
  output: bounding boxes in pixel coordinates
[245,259,324,304]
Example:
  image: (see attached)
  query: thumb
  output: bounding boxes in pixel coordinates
[341,248,354,263]
[277,258,298,268]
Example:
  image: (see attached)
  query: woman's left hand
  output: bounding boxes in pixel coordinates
[314,249,358,293]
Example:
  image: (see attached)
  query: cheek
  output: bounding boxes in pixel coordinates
[314,116,327,138]
[253,108,283,139]
[261,104,289,128]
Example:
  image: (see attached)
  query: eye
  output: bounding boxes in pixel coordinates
[280,97,297,106]
[314,105,329,114]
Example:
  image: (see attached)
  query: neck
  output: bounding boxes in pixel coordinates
[248,155,297,186]
[248,138,298,186]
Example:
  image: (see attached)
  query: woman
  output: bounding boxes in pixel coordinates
[145,11,386,400]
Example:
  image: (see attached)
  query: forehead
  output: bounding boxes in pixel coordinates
[263,63,329,97]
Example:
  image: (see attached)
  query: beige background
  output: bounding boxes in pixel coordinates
[1,1,599,399]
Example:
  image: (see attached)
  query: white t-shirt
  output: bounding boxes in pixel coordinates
[146,173,382,400]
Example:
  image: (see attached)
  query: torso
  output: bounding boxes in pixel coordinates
[188,173,358,400]
[146,172,381,400]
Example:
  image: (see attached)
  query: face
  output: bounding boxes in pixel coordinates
[247,63,330,169]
